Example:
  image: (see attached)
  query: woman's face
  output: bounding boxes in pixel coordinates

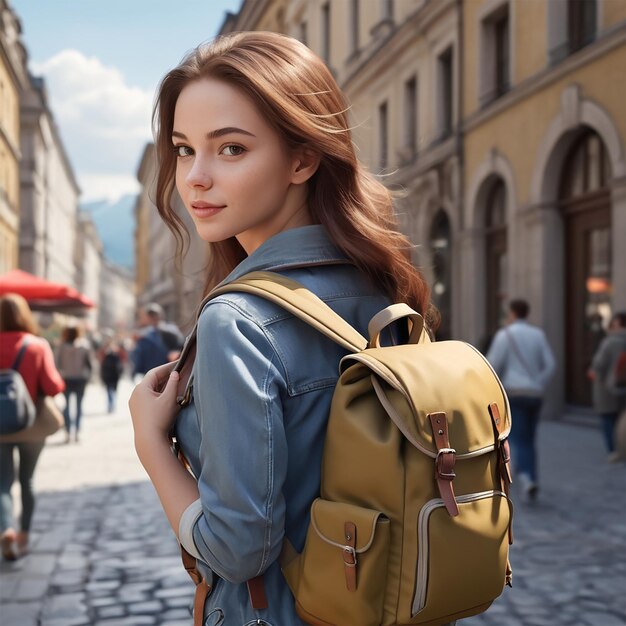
[173,77,312,255]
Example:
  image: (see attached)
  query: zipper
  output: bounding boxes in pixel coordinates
[412,490,508,615]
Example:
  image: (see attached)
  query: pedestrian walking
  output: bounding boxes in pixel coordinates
[0,294,65,561]
[131,303,184,377]
[129,32,438,625]
[487,299,556,500]
[99,340,124,413]
[56,325,93,443]
[588,311,626,462]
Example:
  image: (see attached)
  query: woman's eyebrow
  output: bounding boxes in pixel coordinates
[171,127,256,140]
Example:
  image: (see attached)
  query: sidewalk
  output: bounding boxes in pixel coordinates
[0,380,625,626]
[0,379,195,626]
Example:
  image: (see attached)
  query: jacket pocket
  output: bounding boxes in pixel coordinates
[411,490,512,621]
[294,498,390,626]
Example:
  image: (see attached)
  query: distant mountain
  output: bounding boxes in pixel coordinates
[81,194,136,270]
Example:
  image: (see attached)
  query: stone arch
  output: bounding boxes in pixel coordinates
[462,149,517,344]
[531,84,625,205]
[528,84,626,413]
[466,148,517,229]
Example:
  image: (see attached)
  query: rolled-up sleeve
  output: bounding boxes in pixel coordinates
[179,298,288,583]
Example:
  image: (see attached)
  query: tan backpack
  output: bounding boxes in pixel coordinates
[177,271,513,626]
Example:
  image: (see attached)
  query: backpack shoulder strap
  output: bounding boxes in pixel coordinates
[207,271,368,352]
[173,271,368,407]
[11,338,31,372]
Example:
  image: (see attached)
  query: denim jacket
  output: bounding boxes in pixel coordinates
[175,225,390,625]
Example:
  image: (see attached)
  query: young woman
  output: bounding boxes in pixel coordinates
[56,325,93,442]
[129,31,435,625]
[0,294,65,560]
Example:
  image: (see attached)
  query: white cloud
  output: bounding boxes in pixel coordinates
[31,50,154,202]
[78,174,140,204]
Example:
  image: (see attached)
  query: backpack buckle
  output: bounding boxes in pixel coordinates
[342,545,357,567]
[435,448,457,480]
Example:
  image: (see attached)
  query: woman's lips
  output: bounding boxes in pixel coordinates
[191,202,225,218]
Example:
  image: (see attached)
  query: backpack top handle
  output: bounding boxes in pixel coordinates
[367,304,424,349]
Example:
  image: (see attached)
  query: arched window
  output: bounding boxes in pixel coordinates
[485,180,507,346]
[430,210,452,340]
[559,130,612,405]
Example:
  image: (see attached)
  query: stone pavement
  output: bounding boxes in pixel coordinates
[0,379,625,626]
[0,379,195,626]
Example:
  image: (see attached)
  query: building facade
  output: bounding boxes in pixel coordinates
[218,0,626,412]
[0,0,27,274]
[134,143,208,334]
[19,75,81,287]
[98,259,135,333]
[461,0,626,411]
[75,211,103,331]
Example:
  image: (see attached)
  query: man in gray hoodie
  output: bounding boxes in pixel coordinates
[589,312,626,462]
[487,299,556,501]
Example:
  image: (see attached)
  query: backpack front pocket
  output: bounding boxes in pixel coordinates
[293,498,390,626]
[411,491,512,622]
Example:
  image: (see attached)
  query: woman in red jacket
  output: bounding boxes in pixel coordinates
[0,294,65,560]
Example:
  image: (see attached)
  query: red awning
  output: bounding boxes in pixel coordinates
[0,269,96,312]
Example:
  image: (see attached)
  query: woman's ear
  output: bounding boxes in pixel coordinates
[291,147,321,185]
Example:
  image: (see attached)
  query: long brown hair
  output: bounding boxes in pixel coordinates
[0,293,40,335]
[153,31,435,324]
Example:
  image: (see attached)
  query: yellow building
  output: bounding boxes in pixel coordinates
[0,0,27,274]
[461,0,626,410]
[218,0,626,411]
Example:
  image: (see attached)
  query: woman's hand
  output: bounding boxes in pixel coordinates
[129,362,181,450]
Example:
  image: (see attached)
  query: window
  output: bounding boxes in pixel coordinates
[549,0,597,63]
[493,12,510,97]
[404,76,418,158]
[568,0,597,53]
[438,48,453,139]
[382,0,393,21]
[321,3,331,64]
[299,21,308,46]
[480,5,510,106]
[485,180,508,341]
[350,0,360,55]
[379,101,388,169]
[560,131,611,201]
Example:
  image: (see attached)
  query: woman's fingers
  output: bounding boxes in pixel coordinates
[142,362,176,391]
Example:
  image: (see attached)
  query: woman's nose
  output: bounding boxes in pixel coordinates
[186,158,212,189]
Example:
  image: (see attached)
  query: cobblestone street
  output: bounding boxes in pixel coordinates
[0,379,624,626]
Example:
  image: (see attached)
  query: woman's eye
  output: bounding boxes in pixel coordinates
[221,145,245,157]
[174,145,193,157]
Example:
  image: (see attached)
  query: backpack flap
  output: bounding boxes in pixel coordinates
[342,340,511,458]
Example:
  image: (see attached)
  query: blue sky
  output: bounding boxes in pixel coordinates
[11,0,243,202]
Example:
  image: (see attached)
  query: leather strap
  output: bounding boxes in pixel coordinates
[247,575,268,609]
[488,403,513,544]
[428,412,459,516]
[180,545,212,626]
[343,521,357,592]
[488,403,513,494]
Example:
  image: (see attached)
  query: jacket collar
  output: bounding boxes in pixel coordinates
[221,225,349,285]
